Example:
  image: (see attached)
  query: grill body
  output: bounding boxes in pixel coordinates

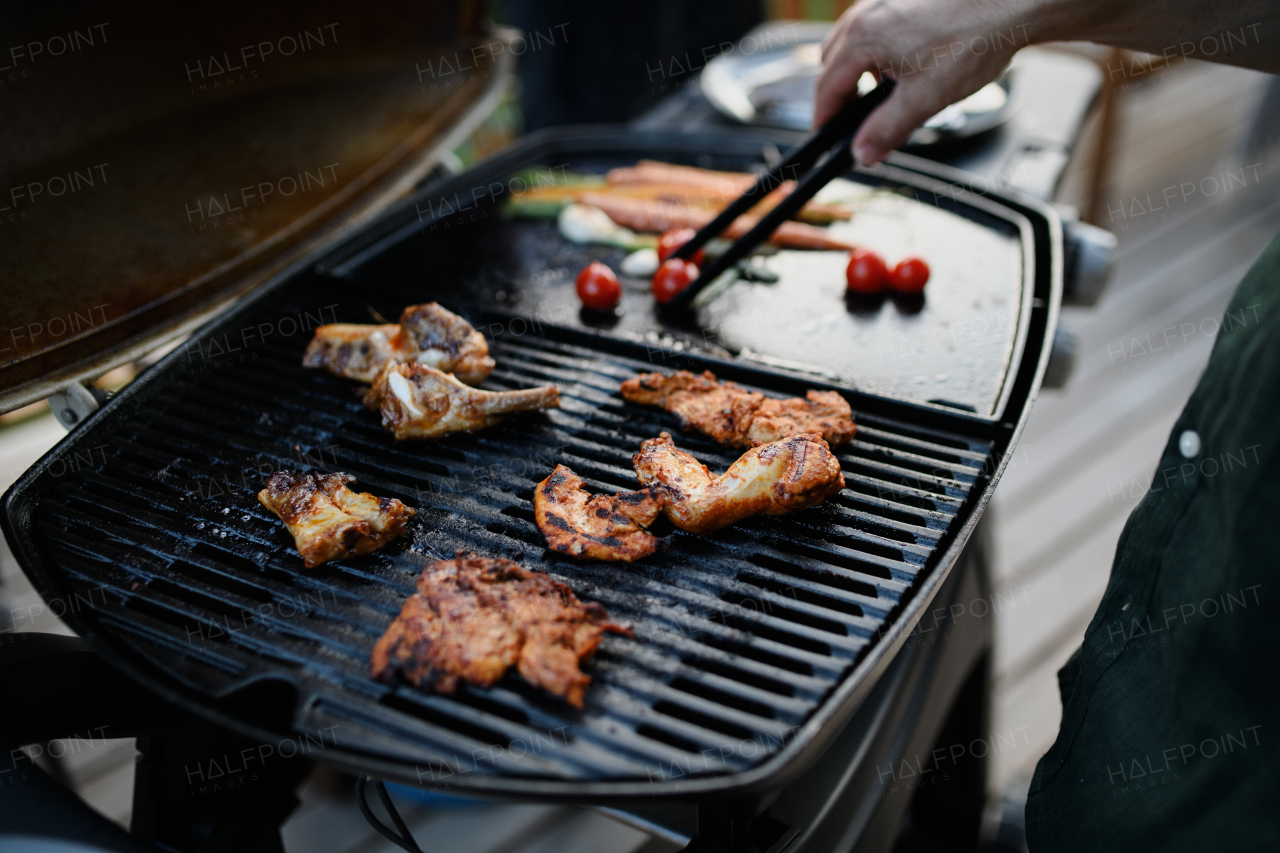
[2,130,1060,805]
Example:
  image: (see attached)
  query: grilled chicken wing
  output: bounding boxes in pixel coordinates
[534,465,665,562]
[370,552,631,708]
[302,302,495,386]
[366,362,559,441]
[620,370,856,448]
[258,472,415,568]
[633,432,845,534]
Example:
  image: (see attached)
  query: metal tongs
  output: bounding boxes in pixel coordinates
[666,77,896,310]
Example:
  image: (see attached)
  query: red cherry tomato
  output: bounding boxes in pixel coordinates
[889,256,931,294]
[575,261,621,311]
[845,248,889,295]
[652,258,699,304]
[657,228,706,267]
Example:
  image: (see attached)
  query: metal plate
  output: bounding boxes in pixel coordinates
[699,31,1018,145]
[340,132,1035,418]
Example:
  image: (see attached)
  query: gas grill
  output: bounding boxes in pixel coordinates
[0,5,1088,848]
[3,119,1060,850]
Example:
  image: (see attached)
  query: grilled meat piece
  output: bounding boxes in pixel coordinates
[258,472,415,568]
[302,302,495,386]
[633,432,845,534]
[398,303,496,386]
[534,465,665,562]
[620,370,856,448]
[370,552,631,708]
[301,324,411,384]
[747,394,858,447]
[366,362,559,441]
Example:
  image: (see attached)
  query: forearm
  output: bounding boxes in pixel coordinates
[1022,0,1278,72]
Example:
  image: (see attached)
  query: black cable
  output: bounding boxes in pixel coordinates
[376,778,419,847]
[355,775,424,852]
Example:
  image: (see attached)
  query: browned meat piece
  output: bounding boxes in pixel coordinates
[398,303,496,386]
[301,324,412,383]
[370,552,631,708]
[633,432,845,534]
[534,465,665,562]
[302,302,495,386]
[365,362,559,440]
[258,472,415,568]
[748,392,858,447]
[620,370,856,448]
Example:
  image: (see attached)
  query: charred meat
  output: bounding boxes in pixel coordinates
[365,362,559,441]
[533,433,845,559]
[534,465,665,562]
[370,552,631,708]
[620,370,856,448]
[301,323,410,384]
[302,302,495,386]
[258,472,415,568]
[633,431,845,534]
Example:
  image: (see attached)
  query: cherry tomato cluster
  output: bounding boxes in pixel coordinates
[845,249,930,295]
[574,228,707,311]
[575,230,929,312]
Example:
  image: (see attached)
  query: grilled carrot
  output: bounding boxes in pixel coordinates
[577,193,854,251]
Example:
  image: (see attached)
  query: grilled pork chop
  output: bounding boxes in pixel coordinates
[534,465,665,562]
[302,302,495,386]
[258,472,415,568]
[365,362,559,440]
[620,370,856,449]
[370,552,631,708]
[633,431,845,534]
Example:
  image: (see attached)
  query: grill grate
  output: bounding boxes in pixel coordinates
[26,287,995,790]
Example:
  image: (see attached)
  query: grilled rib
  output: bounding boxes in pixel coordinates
[620,370,856,448]
[370,552,631,708]
[258,472,415,568]
[302,302,495,386]
[633,431,845,534]
[534,465,665,562]
[366,362,559,441]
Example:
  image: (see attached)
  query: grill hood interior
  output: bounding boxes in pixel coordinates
[1,0,506,413]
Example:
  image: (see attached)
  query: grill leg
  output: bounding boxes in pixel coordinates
[683,802,795,853]
[695,803,753,852]
[132,724,310,853]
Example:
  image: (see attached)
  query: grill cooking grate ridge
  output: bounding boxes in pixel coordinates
[26,312,994,784]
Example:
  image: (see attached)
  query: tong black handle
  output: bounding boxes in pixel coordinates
[667,78,896,309]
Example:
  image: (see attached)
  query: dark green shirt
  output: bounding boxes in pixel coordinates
[1026,231,1280,850]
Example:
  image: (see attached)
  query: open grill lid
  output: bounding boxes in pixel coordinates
[2,129,1060,800]
[0,1,507,413]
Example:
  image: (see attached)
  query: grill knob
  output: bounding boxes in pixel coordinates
[1061,216,1117,307]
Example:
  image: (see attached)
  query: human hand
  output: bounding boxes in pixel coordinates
[815,0,1031,165]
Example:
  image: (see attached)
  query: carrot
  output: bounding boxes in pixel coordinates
[577,193,854,251]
